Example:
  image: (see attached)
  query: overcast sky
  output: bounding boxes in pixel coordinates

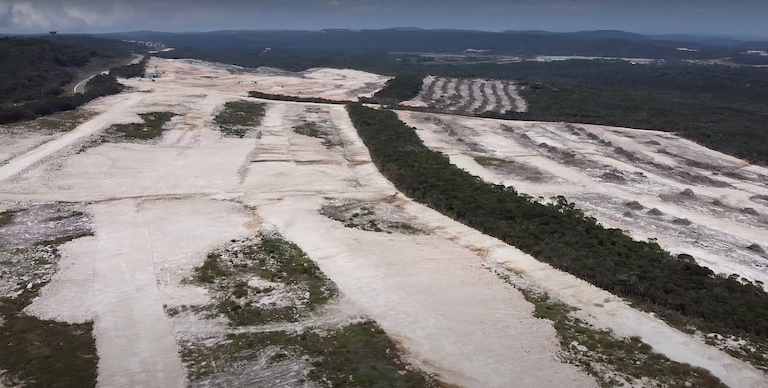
[2,0,767,38]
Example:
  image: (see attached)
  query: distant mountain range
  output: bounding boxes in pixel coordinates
[96,29,768,59]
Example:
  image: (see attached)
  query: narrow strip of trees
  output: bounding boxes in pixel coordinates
[361,74,424,105]
[347,103,768,342]
[247,91,346,105]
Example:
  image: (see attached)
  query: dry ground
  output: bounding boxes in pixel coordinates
[0,58,593,388]
[2,58,767,388]
[397,112,768,289]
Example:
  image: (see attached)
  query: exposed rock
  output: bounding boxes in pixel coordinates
[624,201,645,211]
[742,207,760,216]
[647,208,664,216]
[600,171,626,183]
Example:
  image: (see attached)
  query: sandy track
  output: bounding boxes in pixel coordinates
[241,103,595,387]
[26,199,253,388]
[0,93,144,183]
[396,197,768,388]
[258,199,594,388]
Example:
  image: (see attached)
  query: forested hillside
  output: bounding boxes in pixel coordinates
[1,36,137,102]
[0,36,143,125]
[382,61,768,165]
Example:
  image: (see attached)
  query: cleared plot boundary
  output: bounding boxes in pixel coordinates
[345,104,768,371]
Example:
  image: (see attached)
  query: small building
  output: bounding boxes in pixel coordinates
[145,69,160,79]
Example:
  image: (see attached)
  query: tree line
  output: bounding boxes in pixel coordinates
[346,103,768,342]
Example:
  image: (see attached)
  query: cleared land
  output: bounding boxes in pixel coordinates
[1,58,767,388]
[398,112,768,290]
[398,111,768,378]
[403,76,527,114]
[0,58,593,388]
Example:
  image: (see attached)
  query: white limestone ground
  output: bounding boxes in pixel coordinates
[0,58,594,388]
[404,76,527,113]
[397,111,768,289]
[399,110,768,387]
[3,57,766,388]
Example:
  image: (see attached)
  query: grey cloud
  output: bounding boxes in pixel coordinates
[1,0,767,37]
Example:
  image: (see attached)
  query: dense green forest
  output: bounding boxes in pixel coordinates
[1,36,138,102]
[365,74,424,105]
[247,90,345,104]
[0,36,144,125]
[141,29,768,166]
[365,60,768,166]
[347,104,768,344]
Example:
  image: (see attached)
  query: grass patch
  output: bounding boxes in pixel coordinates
[293,121,342,149]
[320,200,427,235]
[181,321,441,388]
[518,288,724,388]
[293,122,323,138]
[190,234,338,326]
[213,100,266,138]
[104,111,176,142]
[2,110,96,133]
[0,246,98,388]
[0,210,13,227]
[179,233,441,387]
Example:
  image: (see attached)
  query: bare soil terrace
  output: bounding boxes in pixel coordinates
[0,58,595,388]
[397,112,768,290]
[1,58,767,388]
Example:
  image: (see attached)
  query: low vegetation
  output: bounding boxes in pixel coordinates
[102,112,176,142]
[248,90,347,104]
[293,122,342,148]
[490,264,725,386]
[182,321,441,388]
[0,284,98,388]
[189,233,338,326]
[521,290,724,388]
[213,100,266,138]
[320,199,426,235]
[176,233,440,387]
[0,204,98,388]
[347,104,768,364]
[1,110,96,133]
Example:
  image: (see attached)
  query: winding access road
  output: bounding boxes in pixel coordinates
[73,54,144,94]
